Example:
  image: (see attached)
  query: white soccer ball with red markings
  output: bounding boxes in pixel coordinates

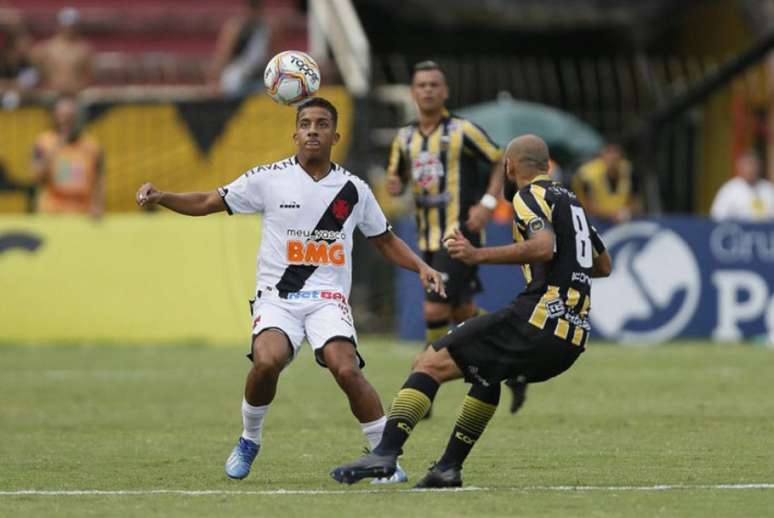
[264,51,321,105]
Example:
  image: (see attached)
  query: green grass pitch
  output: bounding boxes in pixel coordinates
[1,339,773,517]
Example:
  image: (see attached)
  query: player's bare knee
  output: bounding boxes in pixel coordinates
[250,342,288,378]
[451,302,477,323]
[328,360,362,387]
[412,350,436,375]
[424,301,451,322]
[251,353,283,379]
[411,345,433,370]
[413,347,457,382]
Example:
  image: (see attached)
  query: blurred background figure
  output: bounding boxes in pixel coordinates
[0,8,33,94]
[573,142,638,224]
[710,151,774,221]
[31,95,103,217]
[30,7,93,95]
[209,0,273,96]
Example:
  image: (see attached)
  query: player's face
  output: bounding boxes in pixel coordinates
[294,107,339,159]
[411,70,448,113]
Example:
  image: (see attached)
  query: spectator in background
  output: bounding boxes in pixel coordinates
[30,7,93,95]
[209,0,273,96]
[710,151,774,221]
[32,95,104,217]
[0,9,33,91]
[573,142,638,224]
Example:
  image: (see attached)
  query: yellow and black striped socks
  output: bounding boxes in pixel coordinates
[425,319,449,345]
[374,372,439,456]
[437,383,500,469]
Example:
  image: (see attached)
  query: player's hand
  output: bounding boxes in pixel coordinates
[385,174,404,196]
[445,228,479,265]
[419,264,446,299]
[136,182,163,207]
[465,203,491,233]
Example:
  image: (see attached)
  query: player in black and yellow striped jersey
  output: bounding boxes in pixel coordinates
[385,61,526,415]
[386,61,502,327]
[331,135,612,488]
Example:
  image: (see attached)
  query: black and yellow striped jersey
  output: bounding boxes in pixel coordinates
[387,110,502,252]
[571,157,635,218]
[510,175,606,348]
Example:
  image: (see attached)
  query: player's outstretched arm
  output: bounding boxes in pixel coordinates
[370,231,446,298]
[136,182,226,216]
[446,228,554,265]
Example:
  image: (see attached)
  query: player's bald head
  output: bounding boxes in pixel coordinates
[505,134,550,171]
[504,135,551,187]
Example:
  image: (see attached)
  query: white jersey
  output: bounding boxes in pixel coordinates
[218,156,390,299]
[710,177,774,221]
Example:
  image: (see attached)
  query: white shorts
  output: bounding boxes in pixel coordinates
[248,288,363,368]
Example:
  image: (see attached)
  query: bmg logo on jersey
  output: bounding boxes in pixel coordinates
[287,240,345,266]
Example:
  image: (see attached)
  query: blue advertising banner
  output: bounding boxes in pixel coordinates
[395,217,774,344]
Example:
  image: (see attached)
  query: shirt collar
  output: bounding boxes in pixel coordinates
[529,174,552,184]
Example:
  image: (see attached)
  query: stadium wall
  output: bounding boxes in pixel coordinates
[0,87,353,213]
[0,214,259,344]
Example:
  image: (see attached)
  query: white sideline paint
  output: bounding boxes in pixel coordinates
[2,484,774,497]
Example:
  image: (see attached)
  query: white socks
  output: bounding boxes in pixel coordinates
[360,416,387,450]
[241,398,269,445]
[241,403,386,451]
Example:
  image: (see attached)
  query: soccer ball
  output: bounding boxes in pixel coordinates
[264,51,321,105]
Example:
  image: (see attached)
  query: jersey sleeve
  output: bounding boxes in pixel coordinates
[358,183,392,238]
[218,168,265,215]
[513,186,554,237]
[461,120,502,164]
[386,133,405,180]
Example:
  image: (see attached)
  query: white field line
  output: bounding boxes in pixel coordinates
[2,484,774,497]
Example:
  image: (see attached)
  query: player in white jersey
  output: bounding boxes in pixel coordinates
[136,97,445,483]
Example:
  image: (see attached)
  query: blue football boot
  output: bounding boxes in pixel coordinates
[224,437,260,480]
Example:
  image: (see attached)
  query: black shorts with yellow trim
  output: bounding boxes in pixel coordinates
[423,247,482,305]
[432,306,583,386]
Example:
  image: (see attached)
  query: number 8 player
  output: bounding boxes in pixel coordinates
[331,134,612,488]
[136,97,445,483]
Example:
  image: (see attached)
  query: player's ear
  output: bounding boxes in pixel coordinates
[292,130,299,145]
[504,157,515,181]
[333,131,340,145]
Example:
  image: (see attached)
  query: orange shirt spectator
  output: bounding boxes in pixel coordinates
[32,96,104,216]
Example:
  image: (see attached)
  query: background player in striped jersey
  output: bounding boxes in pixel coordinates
[331,134,612,488]
[386,60,526,414]
[135,97,445,484]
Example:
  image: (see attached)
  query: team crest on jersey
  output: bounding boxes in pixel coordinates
[528,218,546,233]
[332,199,351,221]
[412,151,444,189]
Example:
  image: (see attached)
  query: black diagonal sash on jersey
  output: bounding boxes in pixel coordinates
[275,180,359,294]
